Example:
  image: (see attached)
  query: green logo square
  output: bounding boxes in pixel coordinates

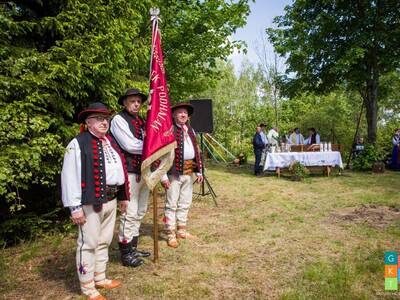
[385,278,398,291]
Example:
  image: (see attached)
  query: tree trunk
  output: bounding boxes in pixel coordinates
[364,81,378,144]
[360,0,381,145]
[363,37,380,144]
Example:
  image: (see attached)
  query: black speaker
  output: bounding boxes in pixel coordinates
[189,99,213,133]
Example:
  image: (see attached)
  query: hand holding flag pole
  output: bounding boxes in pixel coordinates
[142,8,176,263]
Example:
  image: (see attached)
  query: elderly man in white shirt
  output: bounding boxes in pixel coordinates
[161,102,203,248]
[110,88,151,268]
[61,102,129,300]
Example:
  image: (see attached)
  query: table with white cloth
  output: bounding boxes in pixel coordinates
[263,151,343,177]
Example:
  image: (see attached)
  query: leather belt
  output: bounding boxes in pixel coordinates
[106,184,120,201]
[183,160,197,175]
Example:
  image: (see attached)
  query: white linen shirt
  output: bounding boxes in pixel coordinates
[110,114,143,154]
[260,131,268,145]
[181,125,196,160]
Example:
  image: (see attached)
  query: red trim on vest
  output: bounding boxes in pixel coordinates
[173,124,202,173]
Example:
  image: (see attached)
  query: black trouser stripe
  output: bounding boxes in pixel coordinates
[121,215,126,239]
[79,225,84,270]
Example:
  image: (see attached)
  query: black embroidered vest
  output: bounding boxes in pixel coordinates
[169,123,203,176]
[114,110,145,174]
[76,131,129,205]
[311,133,317,144]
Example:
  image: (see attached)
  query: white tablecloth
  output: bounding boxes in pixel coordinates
[263,151,343,171]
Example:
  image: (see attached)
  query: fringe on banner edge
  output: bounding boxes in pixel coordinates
[141,141,176,190]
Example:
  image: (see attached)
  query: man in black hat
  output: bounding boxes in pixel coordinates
[61,102,129,299]
[161,102,203,248]
[110,88,151,267]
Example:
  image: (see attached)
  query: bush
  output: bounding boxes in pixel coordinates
[352,144,383,171]
[0,208,72,248]
[288,160,310,180]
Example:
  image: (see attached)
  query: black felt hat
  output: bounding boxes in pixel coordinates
[77,102,112,123]
[118,88,147,105]
[171,102,194,116]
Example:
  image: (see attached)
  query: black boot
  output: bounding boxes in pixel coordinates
[131,236,151,258]
[119,242,144,267]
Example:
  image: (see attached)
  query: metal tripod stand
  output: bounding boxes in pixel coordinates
[193,133,218,206]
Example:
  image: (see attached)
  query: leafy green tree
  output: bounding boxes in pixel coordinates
[198,60,274,157]
[158,0,251,99]
[280,90,362,149]
[267,0,400,144]
[0,0,251,213]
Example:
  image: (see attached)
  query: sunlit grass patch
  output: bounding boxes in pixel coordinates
[1,165,399,299]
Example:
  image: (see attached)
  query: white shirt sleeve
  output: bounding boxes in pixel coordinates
[316,134,321,144]
[104,139,125,186]
[299,134,304,144]
[61,138,82,208]
[110,114,143,154]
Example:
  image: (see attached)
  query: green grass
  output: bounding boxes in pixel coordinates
[1,166,400,299]
[282,247,384,300]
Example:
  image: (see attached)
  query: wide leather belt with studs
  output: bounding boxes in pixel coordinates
[106,185,120,201]
[183,160,197,175]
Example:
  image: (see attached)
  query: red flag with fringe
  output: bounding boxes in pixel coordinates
[141,13,176,190]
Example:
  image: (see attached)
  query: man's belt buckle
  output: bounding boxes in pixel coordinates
[183,160,196,175]
[106,185,119,201]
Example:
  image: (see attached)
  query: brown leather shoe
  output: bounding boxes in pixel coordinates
[177,229,196,239]
[87,294,106,300]
[95,279,122,290]
[167,237,179,248]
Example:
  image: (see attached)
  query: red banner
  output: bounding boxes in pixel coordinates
[141,16,176,190]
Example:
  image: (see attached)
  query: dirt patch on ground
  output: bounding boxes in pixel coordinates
[330,204,400,228]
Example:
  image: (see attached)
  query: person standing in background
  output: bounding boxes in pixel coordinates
[289,128,304,145]
[267,127,280,146]
[253,126,264,176]
[304,128,320,144]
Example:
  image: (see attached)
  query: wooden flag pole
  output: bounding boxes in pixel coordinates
[152,187,159,263]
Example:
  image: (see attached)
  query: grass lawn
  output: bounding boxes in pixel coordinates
[1,164,400,299]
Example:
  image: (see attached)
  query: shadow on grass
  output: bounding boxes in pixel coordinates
[140,223,166,241]
[206,161,255,177]
[37,248,81,295]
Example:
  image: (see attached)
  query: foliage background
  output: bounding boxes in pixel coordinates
[0,0,250,225]
[1,0,400,244]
